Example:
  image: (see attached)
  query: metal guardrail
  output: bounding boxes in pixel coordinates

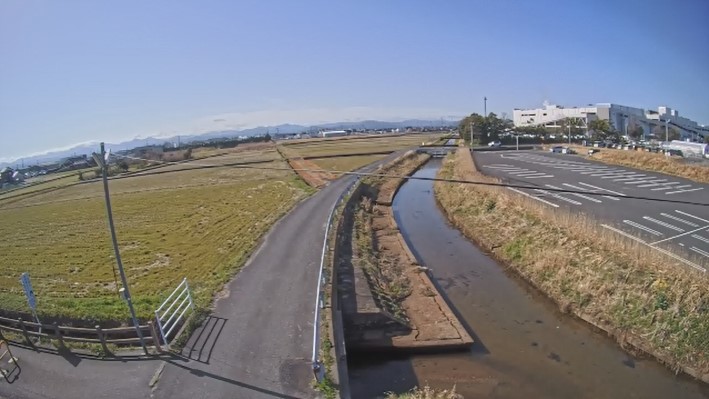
[154,277,194,350]
[311,177,360,382]
[0,315,157,351]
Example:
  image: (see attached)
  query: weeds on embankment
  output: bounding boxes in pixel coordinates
[574,146,709,184]
[386,385,462,399]
[434,149,709,380]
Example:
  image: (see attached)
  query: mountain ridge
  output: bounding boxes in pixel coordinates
[1,118,459,168]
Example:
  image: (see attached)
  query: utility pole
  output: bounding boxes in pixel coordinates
[568,124,572,146]
[665,119,671,143]
[95,143,149,355]
[484,97,487,117]
[469,121,474,150]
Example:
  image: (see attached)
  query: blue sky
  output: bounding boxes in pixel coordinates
[1,0,707,161]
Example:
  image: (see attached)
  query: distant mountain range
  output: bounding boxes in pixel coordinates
[1,119,459,169]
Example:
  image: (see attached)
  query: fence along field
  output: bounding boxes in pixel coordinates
[0,146,312,325]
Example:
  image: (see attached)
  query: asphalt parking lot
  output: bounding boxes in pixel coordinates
[474,150,709,272]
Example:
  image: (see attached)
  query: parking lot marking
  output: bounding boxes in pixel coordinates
[660,213,699,227]
[577,182,626,196]
[507,188,559,208]
[625,178,660,185]
[534,189,582,205]
[649,225,709,245]
[651,186,677,191]
[642,216,684,232]
[675,210,709,224]
[623,220,662,236]
[546,184,602,203]
[667,184,691,190]
[691,234,709,244]
[690,247,709,259]
[666,187,704,195]
[525,174,554,179]
[601,224,706,272]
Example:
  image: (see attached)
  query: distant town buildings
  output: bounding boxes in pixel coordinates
[513,102,707,142]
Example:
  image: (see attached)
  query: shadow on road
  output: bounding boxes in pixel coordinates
[180,316,227,364]
[165,355,302,399]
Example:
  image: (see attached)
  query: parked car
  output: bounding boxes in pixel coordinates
[561,147,576,154]
[488,140,502,148]
[549,145,564,153]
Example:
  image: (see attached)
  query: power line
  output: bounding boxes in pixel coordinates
[112,153,709,207]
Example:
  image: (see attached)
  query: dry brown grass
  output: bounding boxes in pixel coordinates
[435,149,709,379]
[386,385,462,399]
[574,146,709,183]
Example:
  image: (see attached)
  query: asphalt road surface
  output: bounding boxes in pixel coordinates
[474,150,709,272]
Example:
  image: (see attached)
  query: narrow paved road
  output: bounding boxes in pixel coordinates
[0,155,396,399]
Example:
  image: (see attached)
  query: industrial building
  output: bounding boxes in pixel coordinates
[513,102,708,142]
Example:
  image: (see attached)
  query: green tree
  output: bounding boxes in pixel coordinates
[629,125,644,140]
[459,112,509,144]
[588,119,615,140]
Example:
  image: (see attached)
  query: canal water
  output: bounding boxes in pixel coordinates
[348,159,707,398]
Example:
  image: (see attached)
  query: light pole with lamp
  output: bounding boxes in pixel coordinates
[93,143,149,355]
[665,119,671,143]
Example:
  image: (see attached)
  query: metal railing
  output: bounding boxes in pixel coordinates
[155,277,194,349]
[312,177,360,381]
[0,315,157,352]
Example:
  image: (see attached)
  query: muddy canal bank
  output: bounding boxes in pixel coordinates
[348,159,707,399]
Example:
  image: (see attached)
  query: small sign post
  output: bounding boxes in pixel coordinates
[19,273,41,329]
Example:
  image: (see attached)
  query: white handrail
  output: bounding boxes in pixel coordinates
[311,177,359,381]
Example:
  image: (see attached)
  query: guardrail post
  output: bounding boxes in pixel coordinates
[95,325,110,355]
[148,321,162,353]
[52,322,64,347]
[184,278,195,311]
[17,318,35,349]
[155,311,168,349]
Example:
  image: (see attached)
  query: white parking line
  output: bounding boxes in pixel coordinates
[525,174,554,179]
[546,184,602,203]
[649,225,709,245]
[601,224,706,272]
[508,170,534,174]
[691,234,709,244]
[675,210,709,224]
[660,213,699,227]
[624,179,659,185]
[623,220,662,236]
[690,247,709,259]
[666,187,704,195]
[535,189,582,205]
[642,216,684,232]
[577,182,626,197]
[613,175,647,181]
[514,172,546,177]
[667,184,692,190]
[651,186,678,191]
[507,187,559,208]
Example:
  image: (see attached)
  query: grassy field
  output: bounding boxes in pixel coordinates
[572,146,709,184]
[0,147,312,324]
[434,149,709,378]
[309,154,389,172]
[280,133,445,158]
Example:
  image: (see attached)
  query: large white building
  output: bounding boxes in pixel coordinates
[513,102,708,142]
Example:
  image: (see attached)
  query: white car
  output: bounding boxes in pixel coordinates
[488,141,502,147]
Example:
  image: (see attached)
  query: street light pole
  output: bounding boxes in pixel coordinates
[96,142,149,355]
[484,97,487,117]
[469,121,474,151]
[665,119,671,143]
[568,124,571,146]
